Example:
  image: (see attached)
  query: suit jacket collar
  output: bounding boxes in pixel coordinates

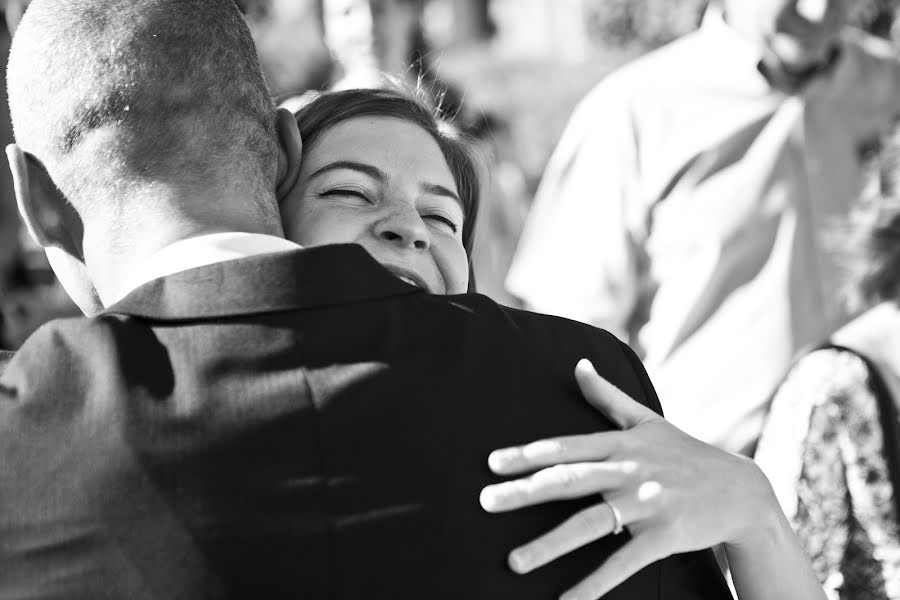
[104,244,422,321]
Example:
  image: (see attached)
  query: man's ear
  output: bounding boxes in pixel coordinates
[274,107,303,202]
[6,144,100,316]
[6,144,84,261]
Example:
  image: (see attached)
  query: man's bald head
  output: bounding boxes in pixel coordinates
[8,0,278,218]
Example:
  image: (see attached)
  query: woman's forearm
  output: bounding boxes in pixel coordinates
[725,484,826,600]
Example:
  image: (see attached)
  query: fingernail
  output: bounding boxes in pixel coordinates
[488,448,516,471]
[508,549,531,574]
[479,487,500,511]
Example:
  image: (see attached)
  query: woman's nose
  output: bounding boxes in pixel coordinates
[374,205,430,250]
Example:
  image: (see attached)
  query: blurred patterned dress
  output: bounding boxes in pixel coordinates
[756,346,900,599]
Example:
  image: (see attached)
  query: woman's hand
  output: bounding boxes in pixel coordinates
[480,359,806,600]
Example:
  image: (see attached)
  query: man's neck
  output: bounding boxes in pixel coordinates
[84,208,284,307]
[756,44,841,93]
[719,8,841,93]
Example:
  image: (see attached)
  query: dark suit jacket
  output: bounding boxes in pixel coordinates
[0,245,730,600]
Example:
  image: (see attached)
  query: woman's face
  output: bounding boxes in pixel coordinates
[281,116,469,295]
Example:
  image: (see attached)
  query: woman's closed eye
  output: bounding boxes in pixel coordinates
[423,212,460,234]
[320,188,373,204]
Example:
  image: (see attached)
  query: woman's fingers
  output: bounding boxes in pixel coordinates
[488,361,660,478]
[574,359,659,429]
[507,498,633,574]
[482,359,742,586]
[488,431,626,476]
[560,533,663,600]
[480,461,638,512]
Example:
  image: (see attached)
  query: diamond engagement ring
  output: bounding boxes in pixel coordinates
[606,500,625,535]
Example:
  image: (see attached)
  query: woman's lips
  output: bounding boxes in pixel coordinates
[383,264,432,293]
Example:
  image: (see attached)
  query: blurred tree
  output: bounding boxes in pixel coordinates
[583,0,899,49]
[236,0,332,96]
[584,0,707,48]
[448,0,494,44]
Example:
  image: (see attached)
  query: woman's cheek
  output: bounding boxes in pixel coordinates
[280,191,329,246]
[439,241,470,294]
[298,204,367,247]
[283,201,324,247]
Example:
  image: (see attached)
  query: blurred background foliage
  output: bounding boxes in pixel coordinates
[584,0,707,47]
[227,0,900,189]
[584,0,897,49]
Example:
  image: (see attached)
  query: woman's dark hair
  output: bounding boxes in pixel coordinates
[840,128,900,311]
[293,87,482,267]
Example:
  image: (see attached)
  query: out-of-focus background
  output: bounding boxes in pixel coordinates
[0,0,897,348]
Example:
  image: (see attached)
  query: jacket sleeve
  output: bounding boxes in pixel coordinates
[0,318,207,600]
[0,320,108,597]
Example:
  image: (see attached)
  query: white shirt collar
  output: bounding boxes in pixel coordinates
[109,232,301,305]
[701,3,767,75]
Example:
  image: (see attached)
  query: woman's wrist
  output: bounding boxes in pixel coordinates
[723,458,827,600]
[723,455,785,550]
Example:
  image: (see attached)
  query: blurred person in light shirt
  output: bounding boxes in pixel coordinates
[507,0,900,456]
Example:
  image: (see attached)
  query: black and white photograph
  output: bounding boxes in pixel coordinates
[0,1,898,598]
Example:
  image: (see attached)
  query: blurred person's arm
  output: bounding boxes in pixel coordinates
[505,79,646,341]
[832,30,900,136]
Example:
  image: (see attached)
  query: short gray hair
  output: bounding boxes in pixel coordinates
[8,0,278,216]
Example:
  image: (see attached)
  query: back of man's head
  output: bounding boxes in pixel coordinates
[7,0,278,221]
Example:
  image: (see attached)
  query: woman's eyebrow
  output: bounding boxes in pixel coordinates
[309,160,387,181]
[420,182,462,209]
